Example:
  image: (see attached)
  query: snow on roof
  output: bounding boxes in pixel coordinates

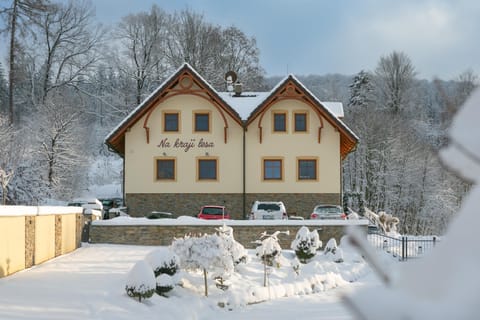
[217,92,270,120]
[105,64,355,147]
[322,102,344,118]
[218,91,345,121]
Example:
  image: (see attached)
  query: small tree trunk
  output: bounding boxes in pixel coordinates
[203,268,208,297]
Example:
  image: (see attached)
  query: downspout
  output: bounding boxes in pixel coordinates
[122,156,126,207]
[243,123,246,219]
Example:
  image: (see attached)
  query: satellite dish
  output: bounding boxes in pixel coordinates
[224,70,237,83]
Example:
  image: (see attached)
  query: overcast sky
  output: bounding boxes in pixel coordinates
[83,0,480,80]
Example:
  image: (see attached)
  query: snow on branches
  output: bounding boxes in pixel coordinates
[290,226,322,264]
[171,233,234,296]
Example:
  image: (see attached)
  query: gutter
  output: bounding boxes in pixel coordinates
[242,123,247,219]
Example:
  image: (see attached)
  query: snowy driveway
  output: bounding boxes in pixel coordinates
[0,244,377,320]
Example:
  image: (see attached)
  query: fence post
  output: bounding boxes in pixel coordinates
[401,236,407,261]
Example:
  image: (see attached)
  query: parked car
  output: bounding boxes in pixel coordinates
[146,211,173,219]
[310,204,346,220]
[99,197,124,219]
[250,201,287,220]
[197,205,230,220]
[368,224,380,234]
[68,198,104,220]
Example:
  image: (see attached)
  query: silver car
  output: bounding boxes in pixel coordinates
[310,205,346,220]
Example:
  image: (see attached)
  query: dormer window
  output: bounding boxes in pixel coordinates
[294,112,307,132]
[163,112,179,132]
[273,112,287,132]
[194,112,210,132]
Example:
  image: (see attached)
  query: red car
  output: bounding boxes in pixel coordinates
[197,205,230,220]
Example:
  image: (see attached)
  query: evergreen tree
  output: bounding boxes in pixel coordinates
[348,70,373,109]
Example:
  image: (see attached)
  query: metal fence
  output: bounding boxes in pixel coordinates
[368,232,438,261]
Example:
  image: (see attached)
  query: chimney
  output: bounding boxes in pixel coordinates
[234,82,242,96]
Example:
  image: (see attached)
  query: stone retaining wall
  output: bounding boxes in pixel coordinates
[89,221,367,249]
[126,193,341,220]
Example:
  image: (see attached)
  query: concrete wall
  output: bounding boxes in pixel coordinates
[0,206,84,278]
[89,220,368,249]
[0,216,26,277]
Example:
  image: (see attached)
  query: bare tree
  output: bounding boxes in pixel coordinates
[0,0,51,124]
[374,51,416,114]
[35,94,87,198]
[216,26,265,90]
[116,5,169,104]
[0,115,17,203]
[165,9,223,79]
[28,0,105,105]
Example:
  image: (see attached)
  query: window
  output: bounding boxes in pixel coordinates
[163,112,179,132]
[298,159,317,180]
[273,112,287,132]
[263,158,283,180]
[198,159,217,180]
[194,113,210,132]
[294,112,307,132]
[156,158,176,180]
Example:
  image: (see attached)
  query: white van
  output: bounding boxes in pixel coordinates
[250,201,288,220]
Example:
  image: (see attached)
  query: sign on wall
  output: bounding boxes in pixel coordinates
[157,137,215,152]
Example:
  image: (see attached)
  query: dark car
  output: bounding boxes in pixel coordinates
[197,205,230,220]
[310,205,346,220]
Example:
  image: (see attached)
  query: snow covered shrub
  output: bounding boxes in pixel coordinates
[324,238,344,263]
[172,233,234,296]
[125,260,156,302]
[216,224,248,266]
[290,226,322,263]
[255,231,288,267]
[291,257,301,275]
[145,247,179,277]
[156,274,174,296]
[145,248,180,296]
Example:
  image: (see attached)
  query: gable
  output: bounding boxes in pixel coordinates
[105,63,243,156]
[245,75,358,159]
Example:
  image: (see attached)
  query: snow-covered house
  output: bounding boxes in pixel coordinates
[105,63,358,218]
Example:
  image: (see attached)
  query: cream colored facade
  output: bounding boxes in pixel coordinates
[106,64,358,218]
[125,94,244,194]
[245,98,340,194]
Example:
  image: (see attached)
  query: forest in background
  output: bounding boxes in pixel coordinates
[0,0,476,235]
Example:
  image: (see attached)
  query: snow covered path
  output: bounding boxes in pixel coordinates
[0,244,378,320]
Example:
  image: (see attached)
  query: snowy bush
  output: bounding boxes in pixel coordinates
[156,274,174,296]
[125,260,156,302]
[172,233,234,296]
[324,238,344,263]
[255,231,288,267]
[290,226,322,263]
[145,247,179,277]
[216,224,248,266]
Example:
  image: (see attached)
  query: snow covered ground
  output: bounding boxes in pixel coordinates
[0,242,380,320]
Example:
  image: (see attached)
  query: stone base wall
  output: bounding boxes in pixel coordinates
[89,222,366,249]
[126,193,340,220]
[25,216,35,269]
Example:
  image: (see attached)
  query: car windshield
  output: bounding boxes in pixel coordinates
[202,207,225,215]
[314,206,342,214]
[257,203,280,211]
